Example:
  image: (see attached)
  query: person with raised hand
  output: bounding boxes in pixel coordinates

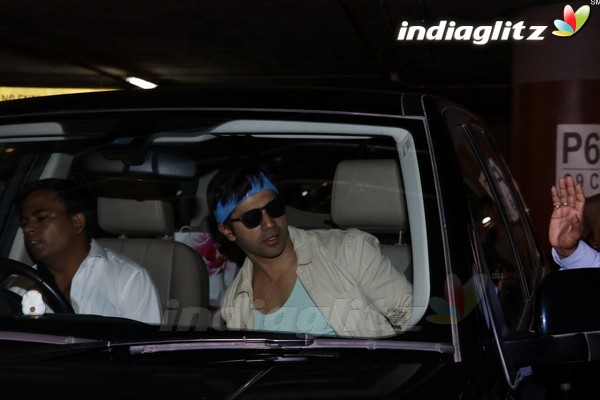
[549,175,600,268]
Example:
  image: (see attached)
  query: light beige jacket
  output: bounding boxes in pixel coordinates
[220,226,413,338]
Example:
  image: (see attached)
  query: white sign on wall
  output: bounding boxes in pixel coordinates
[556,124,600,197]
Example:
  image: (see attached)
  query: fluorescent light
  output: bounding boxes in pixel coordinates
[126,76,157,89]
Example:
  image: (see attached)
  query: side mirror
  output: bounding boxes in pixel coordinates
[534,268,600,335]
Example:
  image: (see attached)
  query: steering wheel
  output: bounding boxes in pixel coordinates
[0,257,75,314]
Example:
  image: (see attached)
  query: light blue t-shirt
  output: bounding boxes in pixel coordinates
[252,279,336,337]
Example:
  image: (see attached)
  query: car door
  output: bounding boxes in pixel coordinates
[440,103,547,389]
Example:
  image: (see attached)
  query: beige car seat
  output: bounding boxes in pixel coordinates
[331,159,412,281]
[96,197,209,327]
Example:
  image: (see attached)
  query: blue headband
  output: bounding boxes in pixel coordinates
[214,173,279,224]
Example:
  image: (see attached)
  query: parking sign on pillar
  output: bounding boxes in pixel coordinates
[556,125,600,196]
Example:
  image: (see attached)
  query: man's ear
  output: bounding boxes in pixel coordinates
[218,223,237,242]
[72,212,86,234]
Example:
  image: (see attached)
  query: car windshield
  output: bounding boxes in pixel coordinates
[0,97,446,336]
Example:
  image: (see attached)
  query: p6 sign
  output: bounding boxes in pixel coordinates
[556,124,600,197]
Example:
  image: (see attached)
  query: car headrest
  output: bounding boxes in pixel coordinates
[331,159,407,232]
[97,197,175,237]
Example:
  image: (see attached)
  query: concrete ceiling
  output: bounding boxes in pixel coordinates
[0,0,570,117]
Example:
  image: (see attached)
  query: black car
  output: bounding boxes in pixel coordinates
[0,87,597,399]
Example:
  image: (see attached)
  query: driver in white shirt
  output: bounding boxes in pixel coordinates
[14,178,162,324]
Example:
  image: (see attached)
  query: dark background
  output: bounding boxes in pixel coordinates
[0,1,568,117]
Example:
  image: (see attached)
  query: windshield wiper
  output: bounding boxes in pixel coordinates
[0,329,455,362]
[0,330,97,345]
[128,336,454,356]
[0,330,108,361]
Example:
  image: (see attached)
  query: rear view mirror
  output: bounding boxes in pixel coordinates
[85,148,197,180]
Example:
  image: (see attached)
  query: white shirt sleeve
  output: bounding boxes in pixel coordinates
[552,240,600,269]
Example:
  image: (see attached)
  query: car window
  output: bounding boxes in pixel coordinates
[0,145,13,198]
[3,118,431,335]
[466,124,544,295]
[0,144,28,199]
[448,121,529,330]
[0,144,35,254]
[0,145,17,204]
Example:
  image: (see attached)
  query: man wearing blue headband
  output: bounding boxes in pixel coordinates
[208,162,412,338]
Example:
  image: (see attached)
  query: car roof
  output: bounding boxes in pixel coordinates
[0,87,432,119]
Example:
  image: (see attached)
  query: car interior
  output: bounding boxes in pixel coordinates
[96,197,209,327]
[3,119,431,332]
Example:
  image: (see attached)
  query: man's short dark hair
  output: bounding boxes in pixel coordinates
[17,178,97,240]
[206,161,276,223]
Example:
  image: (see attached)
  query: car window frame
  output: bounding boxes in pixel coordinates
[0,113,444,341]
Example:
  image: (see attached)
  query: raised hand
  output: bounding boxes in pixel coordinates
[549,176,585,257]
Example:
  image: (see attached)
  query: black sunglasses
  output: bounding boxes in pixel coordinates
[228,197,286,229]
